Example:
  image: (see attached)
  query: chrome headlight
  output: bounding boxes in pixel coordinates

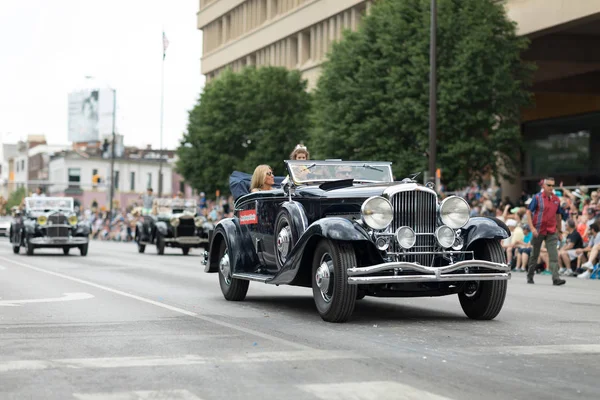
[194,216,205,227]
[435,225,455,248]
[37,215,47,226]
[170,217,180,227]
[361,196,393,230]
[68,215,78,226]
[395,226,416,249]
[440,196,470,229]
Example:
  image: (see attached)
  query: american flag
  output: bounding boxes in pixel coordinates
[163,31,169,60]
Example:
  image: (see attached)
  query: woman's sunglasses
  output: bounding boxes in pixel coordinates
[266,171,273,176]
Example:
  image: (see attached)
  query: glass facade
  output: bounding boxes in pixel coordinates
[523,112,600,191]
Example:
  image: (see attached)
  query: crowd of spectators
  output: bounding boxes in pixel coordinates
[447,181,599,280]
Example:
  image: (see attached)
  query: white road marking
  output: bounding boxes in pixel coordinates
[0,256,311,350]
[0,292,94,307]
[299,381,454,400]
[490,344,600,356]
[0,351,362,372]
[73,389,203,400]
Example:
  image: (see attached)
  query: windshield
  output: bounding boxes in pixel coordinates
[153,198,196,215]
[286,160,393,184]
[25,197,74,211]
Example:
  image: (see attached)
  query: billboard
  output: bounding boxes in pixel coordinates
[68,89,115,143]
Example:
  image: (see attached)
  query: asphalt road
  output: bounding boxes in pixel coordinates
[0,239,598,400]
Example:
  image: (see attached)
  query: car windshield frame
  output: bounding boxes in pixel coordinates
[153,198,197,215]
[285,160,393,184]
[25,197,74,212]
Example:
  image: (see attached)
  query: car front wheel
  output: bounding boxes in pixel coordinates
[217,239,249,301]
[312,239,357,323]
[63,248,70,255]
[26,236,35,256]
[79,243,88,256]
[156,233,165,255]
[458,240,508,320]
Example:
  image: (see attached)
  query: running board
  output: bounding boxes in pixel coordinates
[232,272,274,283]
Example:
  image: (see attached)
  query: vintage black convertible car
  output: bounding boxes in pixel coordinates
[204,160,511,323]
[10,197,90,256]
[135,198,212,255]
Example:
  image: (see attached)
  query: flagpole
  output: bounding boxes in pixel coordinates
[158,33,165,198]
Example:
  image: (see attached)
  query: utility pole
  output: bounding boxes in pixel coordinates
[428,0,437,182]
[109,89,116,219]
[158,31,166,197]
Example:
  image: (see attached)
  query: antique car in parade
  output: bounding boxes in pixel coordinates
[135,198,212,255]
[10,197,90,256]
[204,160,511,323]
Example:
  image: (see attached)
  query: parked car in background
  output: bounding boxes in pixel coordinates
[135,198,212,255]
[0,216,12,237]
[205,160,511,323]
[10,197,90,256]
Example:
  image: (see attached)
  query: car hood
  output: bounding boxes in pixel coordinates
[298,181,428,199]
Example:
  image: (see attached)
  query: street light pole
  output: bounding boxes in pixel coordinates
[428,0,437,182]
[109,88,116,219]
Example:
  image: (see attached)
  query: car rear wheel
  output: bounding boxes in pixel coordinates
[312,239,357,323]
[182,247,190,255]
[217,239,249,301]
[63,248,70,255]
[156,233,165,255]
[79,243,88,256]
[12,245,19,254]
[459,240,508,320]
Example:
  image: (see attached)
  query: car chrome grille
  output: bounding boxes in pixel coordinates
[176,219,195,237]
[390,190,437,266]
[47,214,69,238]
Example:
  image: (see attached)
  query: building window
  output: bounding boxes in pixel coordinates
[68,168,81,187]
[130,172,135,192]
[21,160,25,171]
[300,31,310,64]
[147,173,152,189]
[290,36,298,67]
[179,181,185,194]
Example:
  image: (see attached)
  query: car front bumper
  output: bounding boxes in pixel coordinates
[29,237,89,246]
[347,260,510,284]
[164,237,209,246]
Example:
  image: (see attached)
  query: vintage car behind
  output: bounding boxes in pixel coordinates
[135,198,212,255]
[10,197,90,256]
[204,160,511,323]
[0,216,11,237]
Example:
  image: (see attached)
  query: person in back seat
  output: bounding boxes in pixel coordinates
[250,165,275,192]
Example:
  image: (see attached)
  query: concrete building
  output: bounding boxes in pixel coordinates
[48,147,194,211]
[197,0,600,194]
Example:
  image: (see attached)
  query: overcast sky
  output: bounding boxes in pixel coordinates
[0,0,204,150]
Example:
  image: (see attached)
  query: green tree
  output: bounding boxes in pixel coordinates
[311,0,534,188]
[177,67,312,196]
[4,187,26,213]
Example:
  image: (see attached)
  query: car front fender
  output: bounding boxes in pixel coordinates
[281,201,309,238]
[23,220,36,235]
[206,218,258,274]
[462,217,510,249]
[269,217,380,286]
[75,221,91,236]
[155,221,168,236]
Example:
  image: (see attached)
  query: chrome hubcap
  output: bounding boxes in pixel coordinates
[277,226,292,263]
[219,251,231,285]
[315,255,333,302]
